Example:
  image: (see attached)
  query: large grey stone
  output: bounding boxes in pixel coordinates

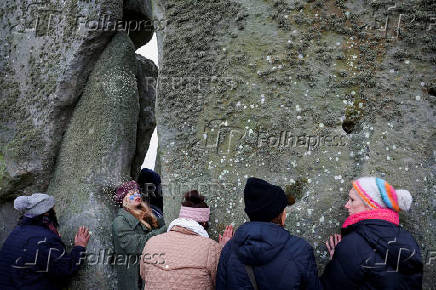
[0,0,121,203]
[131,54,158,179]
[152,0,435,287]
[47,31,148,289]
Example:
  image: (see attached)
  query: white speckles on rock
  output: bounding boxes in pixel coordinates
[295,104,301,112]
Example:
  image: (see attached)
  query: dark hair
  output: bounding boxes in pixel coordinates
[18,208,59,229]
[182,190,209,230]
[270,210,284,227]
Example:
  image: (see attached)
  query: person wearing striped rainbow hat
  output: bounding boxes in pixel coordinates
[321,177,423,289]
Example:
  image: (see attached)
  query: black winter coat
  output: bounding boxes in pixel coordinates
[216,221,321,290]
[0,217,85,290]
[321,219,423,290]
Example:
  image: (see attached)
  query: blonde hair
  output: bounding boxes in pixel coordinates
[124,200,159,230]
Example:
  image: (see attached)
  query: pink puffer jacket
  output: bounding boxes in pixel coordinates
[140,224,223,290]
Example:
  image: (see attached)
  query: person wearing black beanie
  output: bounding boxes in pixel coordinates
[137,168,163,218]
[217,177,321,290]
[244,177,289,222]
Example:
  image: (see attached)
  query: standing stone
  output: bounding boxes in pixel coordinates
[152,0,435,287]
[131,55,158,179]
[0,0,121,241]
[47,32,155,289]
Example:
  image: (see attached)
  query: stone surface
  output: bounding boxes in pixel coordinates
[0,0,435,288]
[0,0,157,288]
[131,55,158,179]
[47,32,155,289]
[152,0,435,287]
[0,0,121,202]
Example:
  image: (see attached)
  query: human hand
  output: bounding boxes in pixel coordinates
[74,226,91,248]
[325,234,341,260]
[219,225,234,246]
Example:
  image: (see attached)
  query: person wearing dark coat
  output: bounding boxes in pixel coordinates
[137,168,164,218]
[321,177,423,290]
[0,193,90,290]
[216,177,321,290]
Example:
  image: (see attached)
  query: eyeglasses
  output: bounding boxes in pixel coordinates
[129,192,141,201]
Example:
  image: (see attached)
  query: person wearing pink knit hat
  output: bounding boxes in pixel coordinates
[321,177,423,289]
[140,190,234,289]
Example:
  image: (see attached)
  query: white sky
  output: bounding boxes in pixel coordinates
[136,33,159,170]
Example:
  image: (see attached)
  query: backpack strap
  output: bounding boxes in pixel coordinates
[244,264,259,290]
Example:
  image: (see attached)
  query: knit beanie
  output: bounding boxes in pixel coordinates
[14,193,55,218]
[353,177,412,212]
[138,168,162,191]
[137,168,163,210]
[244,177,288,222]
[115,180,140,206]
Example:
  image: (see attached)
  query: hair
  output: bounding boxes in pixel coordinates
[182,190,209,230]
[124,198,159,230]
[18,208,59,228]
[270,210,284,227]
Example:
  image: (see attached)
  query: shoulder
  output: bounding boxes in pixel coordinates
[397,226,420,247]
[112,214,126,226]
[287,234,314,254]
[112,213,131,232]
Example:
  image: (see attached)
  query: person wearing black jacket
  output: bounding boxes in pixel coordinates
[0,193,90,290]
[137,168,164,218]
[321,177,423,289]
[217,177,321,290]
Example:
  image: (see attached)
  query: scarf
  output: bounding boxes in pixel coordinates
[342,208,399,229]
[167,218,209,238]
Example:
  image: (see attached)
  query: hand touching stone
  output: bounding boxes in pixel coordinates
[74,226,91,248]
[219,225,234,246]
[325,233,341,260]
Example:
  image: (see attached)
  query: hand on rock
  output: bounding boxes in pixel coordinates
[326,234,341,260]
[74,226,90,248]
[219,225,234,246]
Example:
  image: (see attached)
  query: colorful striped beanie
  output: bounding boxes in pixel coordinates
[352,177,412,212]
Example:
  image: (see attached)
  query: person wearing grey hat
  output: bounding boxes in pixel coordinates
[0,193,90,290]
[217,177,321,290]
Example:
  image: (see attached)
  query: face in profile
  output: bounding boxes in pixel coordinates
[344,188,369,216]
[123,189,142,208]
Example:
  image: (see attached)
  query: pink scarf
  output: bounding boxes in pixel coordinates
[342,208,399,229]
[179,206,210,222]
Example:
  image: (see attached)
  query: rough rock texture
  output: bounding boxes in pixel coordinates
[131,55,158,179]
[0,0,157,288]
[47,32,142,288]
[0,0,435,288]
[152,0,435,287]
[0,0,121,203]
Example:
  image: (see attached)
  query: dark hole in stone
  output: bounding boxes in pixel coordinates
[342,119,355,134]
[123,9,154,49]
[284,178,307,205]
[428,87,436,97]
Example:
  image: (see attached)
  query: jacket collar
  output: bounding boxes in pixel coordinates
[342,208,399,229]
[118,208,141,229]
[167,218,209,238]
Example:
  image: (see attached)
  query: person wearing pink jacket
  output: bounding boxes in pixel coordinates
[140,190,233,290]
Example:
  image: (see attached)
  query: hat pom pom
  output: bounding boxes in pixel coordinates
[396,189,412,211]
[14,196,30,211]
